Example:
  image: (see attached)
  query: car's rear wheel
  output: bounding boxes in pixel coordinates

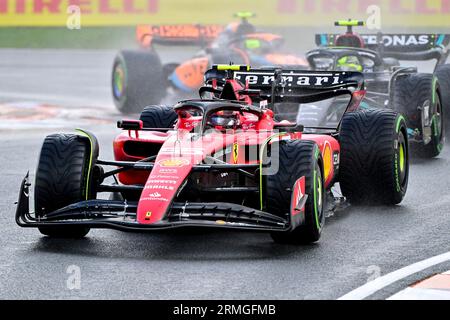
[393,73,444,158]
[266,140,325,244]
[435,64,450,139]
[339,109,409,205]
[35,133,98,238]
[112,50,166,114]
[139,105,177,129]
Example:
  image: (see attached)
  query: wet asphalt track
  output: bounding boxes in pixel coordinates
[1,49,450,300]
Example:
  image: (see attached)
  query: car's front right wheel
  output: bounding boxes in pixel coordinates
[139,105,177,129]
[339,109,409,205]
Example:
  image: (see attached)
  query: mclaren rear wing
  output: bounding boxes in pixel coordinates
[136,24,224,48]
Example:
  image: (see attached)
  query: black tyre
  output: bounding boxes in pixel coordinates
[35,134,98,238]
[435,64,450,138]
[112,50,166,114]
[393,73,444,158]
[139,105,177,129]
[266,140,325,244]
[339,109,409,205]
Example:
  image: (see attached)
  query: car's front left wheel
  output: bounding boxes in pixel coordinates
[265,140,325,244]
[35,133,98,238]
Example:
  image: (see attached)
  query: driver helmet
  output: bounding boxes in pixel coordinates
[224,21,256,38]
[208,111,240,129]
[336,56,363,72]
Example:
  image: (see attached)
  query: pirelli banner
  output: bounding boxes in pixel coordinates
[0,0,449,27]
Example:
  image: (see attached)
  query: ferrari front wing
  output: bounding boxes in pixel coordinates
[16,174,290,233]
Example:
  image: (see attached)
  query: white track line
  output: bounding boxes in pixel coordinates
[338,251,450,300]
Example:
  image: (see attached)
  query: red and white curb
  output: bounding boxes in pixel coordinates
[388,272,450,300]
[0,102,119,129]
[339,251,450,300]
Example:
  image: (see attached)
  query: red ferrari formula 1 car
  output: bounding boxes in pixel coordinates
[17,65,408,244]
[112,12,309,114]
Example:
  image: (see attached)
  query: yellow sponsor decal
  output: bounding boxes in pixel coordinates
[0,0,448,27]
[145,211,152,220]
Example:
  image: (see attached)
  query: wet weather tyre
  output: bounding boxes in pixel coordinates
[34,134,98,238]
[139,105,177,129]
[112,50,166,114]
[393,73,444,158]
[435,64,450,139]
[267,140,325,244]
[339,109,409,205]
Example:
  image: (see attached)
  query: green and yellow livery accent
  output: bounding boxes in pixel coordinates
[234,11,256,19]
[76,129,96,200]
[214,64,250,72]
[335,19,365,27]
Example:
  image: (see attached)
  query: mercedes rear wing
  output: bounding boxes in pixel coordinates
[316,33,450,63]
[316,33,450,50]
[136,24,224,48]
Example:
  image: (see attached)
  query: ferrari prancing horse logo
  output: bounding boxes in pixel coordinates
[233,143,239,164]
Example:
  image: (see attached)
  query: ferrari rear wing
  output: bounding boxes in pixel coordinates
[136,24,224,48]
[228,67,363,101]
[203,65,365,112]
[234,68,363,89]
[206,65,364,91]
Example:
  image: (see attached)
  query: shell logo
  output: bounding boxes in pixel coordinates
[157,158,190,168]
[322,142,332,181]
